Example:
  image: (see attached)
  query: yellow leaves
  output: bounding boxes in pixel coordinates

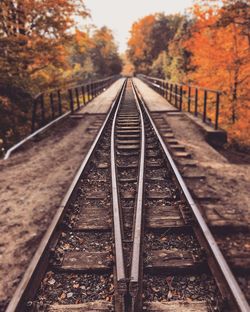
[183,1,250,146]
[75,29,93,51]
[128,14,156,59]
[127,2,249,146]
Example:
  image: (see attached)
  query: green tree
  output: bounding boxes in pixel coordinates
[163,17,193,82]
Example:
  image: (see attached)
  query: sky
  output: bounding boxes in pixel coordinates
[84,0,194,53]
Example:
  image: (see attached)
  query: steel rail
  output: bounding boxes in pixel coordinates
[129,81,146,312]
[133,80,250,312]
[110,79,127,311]
[6,79,127,312]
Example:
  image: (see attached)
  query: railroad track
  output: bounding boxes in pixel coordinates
[6,79,249,312]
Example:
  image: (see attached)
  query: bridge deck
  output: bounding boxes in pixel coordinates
[133,78,178,112]
[77,78,125,114]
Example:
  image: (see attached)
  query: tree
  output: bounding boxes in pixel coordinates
[91,27,122,77]
[66,26,122,83]
[127,14,184,74]
[184,0,250,145]
[150,16,193,82]
[127,15,156,73]
[0,0,88,153]
[150,13,183,60]
[0,0,88,94]
[218,0,250,45]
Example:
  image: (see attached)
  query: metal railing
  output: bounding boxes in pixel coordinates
[138,74,222,130]
[31,76,119,132]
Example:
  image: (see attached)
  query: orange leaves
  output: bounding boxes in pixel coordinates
[0,0,89,91]
[128,15,155,58]
[75,29,93,53]
[183,0,250,146]
[127,2,249,147]
[127,14,185,75]
[127,15,156,72]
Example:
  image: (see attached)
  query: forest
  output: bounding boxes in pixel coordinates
[0,0,249,154]
[0,0,122,153]
[128,0,250,148]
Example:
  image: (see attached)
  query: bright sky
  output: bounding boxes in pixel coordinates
[84,0,194,52]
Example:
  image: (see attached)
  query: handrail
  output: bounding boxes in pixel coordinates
[31,75,119,133]
[3,75,120,160]
[4,112,70,160]
[138,74,222,130]
[33,76,117,100]
[139,74,222,94]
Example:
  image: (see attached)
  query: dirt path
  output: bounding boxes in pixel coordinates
[0,115,104,310]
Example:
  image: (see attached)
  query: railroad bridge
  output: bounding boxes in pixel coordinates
[1,77,250,312]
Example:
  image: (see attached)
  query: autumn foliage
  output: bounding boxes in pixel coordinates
[0,0,122,152]
[127,0,250,147]
[185,0,250,146]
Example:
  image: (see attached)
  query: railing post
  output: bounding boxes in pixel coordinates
[195,88,198,117]
[180,86,183,111]
[203,90,207,123]
[91,83,94,99]
[175,85,178,108]
[82,86,86,105]
[179,85,183,111]
[90,83,93,99]
[96,82,99,95]
[87,84,91,102]
[57,90,62,115]
[166,82,169,100]
[188,86,191,112]
[68,89,74,113]
[215,92,220,130]
[39,94,45,126]
[75,88,80,110]
[170,84,173,104]
[96,82,99,96]
[50,92,55,120]
[95,82,98,96]
[31,98,37,133]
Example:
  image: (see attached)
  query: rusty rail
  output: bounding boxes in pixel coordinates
[133,80,250,312]
[129,81,146,312]
[110,80,127,312]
